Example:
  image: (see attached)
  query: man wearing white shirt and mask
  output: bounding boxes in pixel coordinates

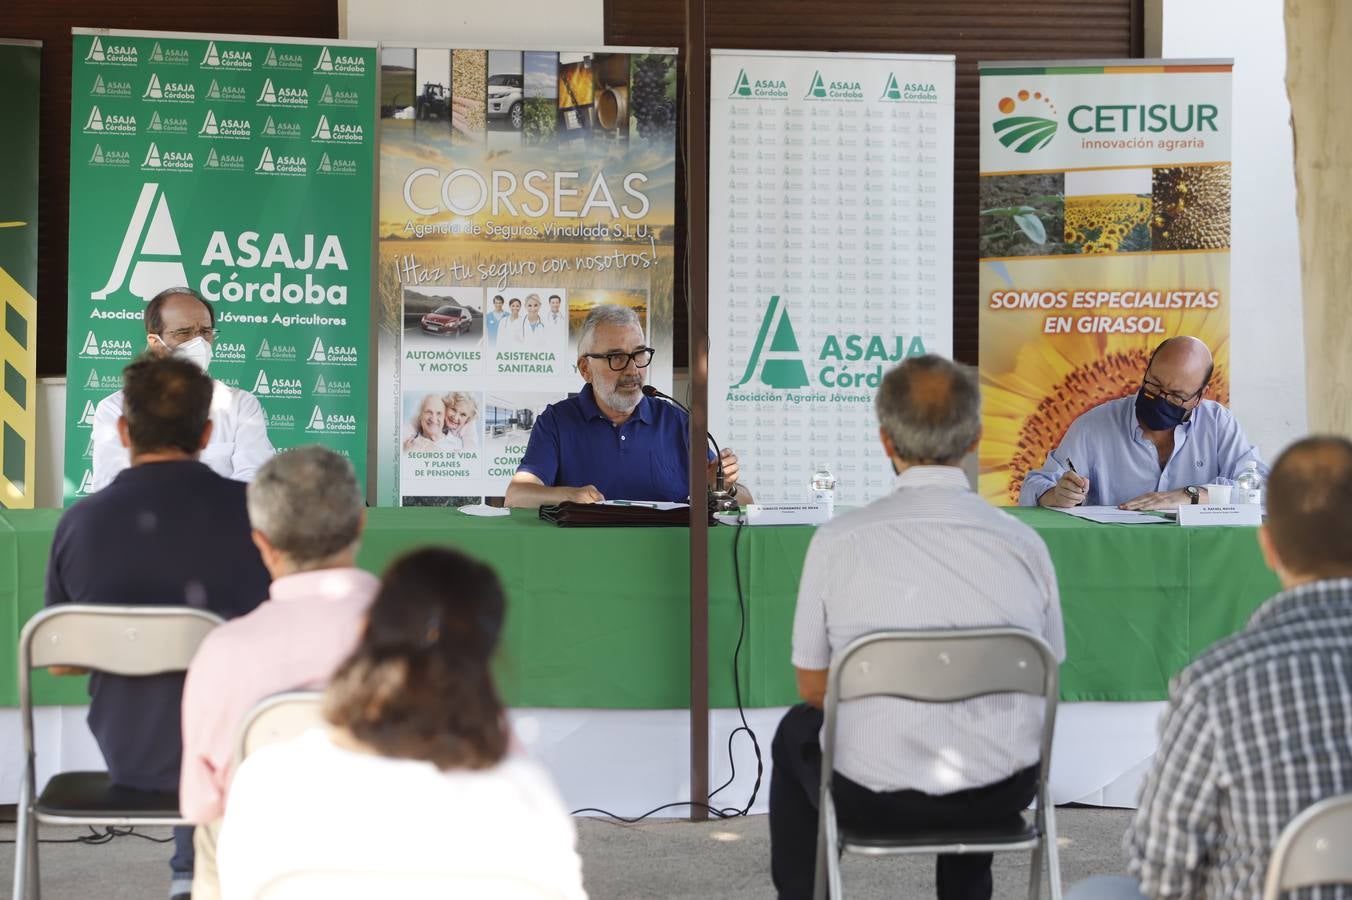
[90,287,275,491]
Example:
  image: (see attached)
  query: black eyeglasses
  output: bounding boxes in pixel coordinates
[584,347,655,371]
[1142,376,1204,407]
[162,326,219,342]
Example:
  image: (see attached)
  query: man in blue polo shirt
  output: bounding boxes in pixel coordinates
[45,355,270,900]
[505,304,746,507]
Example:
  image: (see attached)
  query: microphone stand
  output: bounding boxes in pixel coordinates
[642,385,739,513]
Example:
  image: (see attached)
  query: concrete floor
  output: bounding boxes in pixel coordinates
[0,807,1134,898]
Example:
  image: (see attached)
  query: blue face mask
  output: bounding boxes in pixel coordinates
[1135,387,1191,430]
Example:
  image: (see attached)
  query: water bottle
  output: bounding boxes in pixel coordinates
[1234,461,1263,507]
[811,466,837,518]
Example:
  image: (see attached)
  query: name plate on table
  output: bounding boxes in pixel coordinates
[1178,504,1262,527]
[745,503,830,526]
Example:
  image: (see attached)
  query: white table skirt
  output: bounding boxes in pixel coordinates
[0,702,1164,816]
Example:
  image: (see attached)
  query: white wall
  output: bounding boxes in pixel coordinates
[341,0,603,45]
[1162,0,1306,461]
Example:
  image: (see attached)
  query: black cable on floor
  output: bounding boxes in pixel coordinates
[570,517,763,822]
[0,825,175,845]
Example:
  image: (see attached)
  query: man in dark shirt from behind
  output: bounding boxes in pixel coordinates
[45,354,270,900]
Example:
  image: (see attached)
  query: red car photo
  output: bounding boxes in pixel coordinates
[420,305,473,336]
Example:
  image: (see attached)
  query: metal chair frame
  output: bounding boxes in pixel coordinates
[1262,792,1352,900]
[232,690,324,767]
[813,627,1063,900]
[13,604,224,900]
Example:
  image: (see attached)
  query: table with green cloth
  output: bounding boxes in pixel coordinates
[0,506,1281,710]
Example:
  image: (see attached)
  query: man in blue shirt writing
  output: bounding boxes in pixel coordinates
[506,305,747,507]
[1019,336,1266,510]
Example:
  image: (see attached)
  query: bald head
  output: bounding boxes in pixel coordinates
[1265,436,1352,580]
[1145,336,1214,399]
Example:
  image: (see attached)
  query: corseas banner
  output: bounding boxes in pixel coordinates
[65,29,376,501]
[0,40,41,508]
[376,47,677,506]
[708,50,955,505]
[977,60,1232,504]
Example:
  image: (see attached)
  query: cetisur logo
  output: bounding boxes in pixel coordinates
[991,89,1059,153]
[731,295,810,390]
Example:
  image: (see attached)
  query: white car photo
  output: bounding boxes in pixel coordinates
[487,73,524,129]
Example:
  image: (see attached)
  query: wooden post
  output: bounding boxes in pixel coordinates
[684,0,711,821]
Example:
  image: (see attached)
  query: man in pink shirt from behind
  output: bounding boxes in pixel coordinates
[180,445,376,899]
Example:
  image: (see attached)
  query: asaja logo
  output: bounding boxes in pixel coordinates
[78,331,135,360]
[89,144,131,168]
[311,115,364,144]
[257,338,298,361]
[305,404,358,434]
[731,295,810,389]
[252,370,303,397]
[881,75,938,103]
[147,110,190,134]
[91,182,187,302]
[263,47,304,70]
[992,89,1058,153]
[200,41,253,70]
[307,337,358,366]
[90,73,132,97]
[805,71,863,102]
[203,147,247,171]
[257,78,310,108]
[199,110,252,140]
[214,341,247,363]
[314,46,366,76]
[76,470,96,495]
[268,412,296,431]
[142,73,196,103]
[147,42,190,66]
[83,37,138,67]
[318,84,360,107]
[260,114,303,139]
[316,152,358,176]
[313,373,351,397]
[142,142,194,172]
[78,400,98,426]
[84,105,136,135]
[84,369,121,391]
[730,296,929,394]
[205,79,248,103]
[83,435,95,459]
[730,68,788,100]
[255,147,307,176]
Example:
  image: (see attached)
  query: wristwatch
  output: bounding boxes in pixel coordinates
[1185,485,1201,505]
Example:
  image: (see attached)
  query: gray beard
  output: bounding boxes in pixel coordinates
[595,380,642,414]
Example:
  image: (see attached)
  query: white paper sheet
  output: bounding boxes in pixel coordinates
[1053,505,1173,525]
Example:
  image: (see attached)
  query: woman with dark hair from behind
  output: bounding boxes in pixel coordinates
[216,548,587,899]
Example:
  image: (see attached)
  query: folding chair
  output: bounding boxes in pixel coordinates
[1262,792,1352,900]
[232,690,324,766]
[13,604,224,900]
[813,628,1062,900]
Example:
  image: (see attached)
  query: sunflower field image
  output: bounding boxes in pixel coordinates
[979,173,1072,258]
[1062,168,1153,255]
[1152,164,1231,250]
[978,253,1231,505]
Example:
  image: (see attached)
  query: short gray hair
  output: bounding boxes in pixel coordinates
[247,445,363,566]
[875,355,982,463]
[577,304,642,355]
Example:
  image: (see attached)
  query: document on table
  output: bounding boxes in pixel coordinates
[1053,505,1173,525]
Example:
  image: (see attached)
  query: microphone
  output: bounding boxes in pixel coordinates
[642,384,735,509]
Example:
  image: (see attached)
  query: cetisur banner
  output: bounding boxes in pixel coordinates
[376,47,677,506]
[65,29,377,502]
[0,40,41,508]
[977,59,1233,504]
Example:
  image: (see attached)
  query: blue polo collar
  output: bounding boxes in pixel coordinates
[577,383,654,425]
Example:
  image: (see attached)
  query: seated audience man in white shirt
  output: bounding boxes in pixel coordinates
[91,286,274,491]
[771,354,1065,900]
[180,445,377,900]
[217,547,586,900]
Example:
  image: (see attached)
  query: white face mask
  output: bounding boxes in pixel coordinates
[171,336,213,372]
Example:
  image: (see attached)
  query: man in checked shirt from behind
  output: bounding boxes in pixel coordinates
[1069,435,1352,900]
